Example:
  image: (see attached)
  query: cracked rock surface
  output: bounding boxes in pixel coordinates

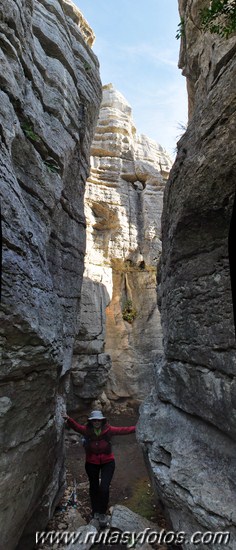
[138,1,236,547]
[69,84,172,412]
[0,1,101,548]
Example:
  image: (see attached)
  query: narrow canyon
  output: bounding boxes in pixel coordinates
[0,0,235,549]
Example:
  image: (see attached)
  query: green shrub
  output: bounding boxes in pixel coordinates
[176,16,185,39]
[82,60,92,72]
[201,0,236,37]
[122,299,137,324]
[176,1,236,39]
[44,160,60,173]
[22,122,41,142]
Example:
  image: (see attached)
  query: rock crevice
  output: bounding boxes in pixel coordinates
[138,1,236,546]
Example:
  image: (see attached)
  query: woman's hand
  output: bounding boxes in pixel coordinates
[62,413,69,421]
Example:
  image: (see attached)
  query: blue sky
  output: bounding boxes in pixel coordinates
[73,0,188,157]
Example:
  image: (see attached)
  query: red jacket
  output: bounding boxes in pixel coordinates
[66,417,136,464]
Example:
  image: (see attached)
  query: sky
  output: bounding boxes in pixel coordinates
[73,0,188,158]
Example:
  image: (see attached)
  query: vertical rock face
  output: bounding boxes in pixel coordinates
[138,1,236,546]
[69,83,172,412]
[0,1,101,548]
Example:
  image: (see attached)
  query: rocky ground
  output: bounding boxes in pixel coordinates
[35,414,171,549]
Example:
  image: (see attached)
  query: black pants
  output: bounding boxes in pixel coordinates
[85,460,115,514]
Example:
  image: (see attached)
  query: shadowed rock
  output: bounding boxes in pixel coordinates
[0,0,101,548]
[138,1,236,547]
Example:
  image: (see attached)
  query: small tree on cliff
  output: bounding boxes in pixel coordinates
[176,0,236,39]
[201,0,236,38]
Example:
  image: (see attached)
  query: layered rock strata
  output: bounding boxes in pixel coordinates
[138,1,236,547]
[69,84,172,412]
[0,1,101,548]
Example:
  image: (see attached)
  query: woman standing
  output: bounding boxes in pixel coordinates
[63,410,136,526]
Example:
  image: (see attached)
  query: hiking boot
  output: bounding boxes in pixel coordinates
[90,516,100,528]
[98,513,109,527]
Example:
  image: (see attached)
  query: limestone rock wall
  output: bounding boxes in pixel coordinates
[69,83,172,412]
[138,1,236,547]
[0,1,101,548]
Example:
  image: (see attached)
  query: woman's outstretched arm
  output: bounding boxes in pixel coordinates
[109,425,136,435]
[63,415,87,435]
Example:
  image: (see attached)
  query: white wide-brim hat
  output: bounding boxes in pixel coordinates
[88,410,106,421]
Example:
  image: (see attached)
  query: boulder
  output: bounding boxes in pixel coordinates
[110,504,161,549]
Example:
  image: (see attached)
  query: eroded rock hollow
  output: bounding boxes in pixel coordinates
[0,1,101,548]
[138,1,236,547]
[68,83,172,413]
